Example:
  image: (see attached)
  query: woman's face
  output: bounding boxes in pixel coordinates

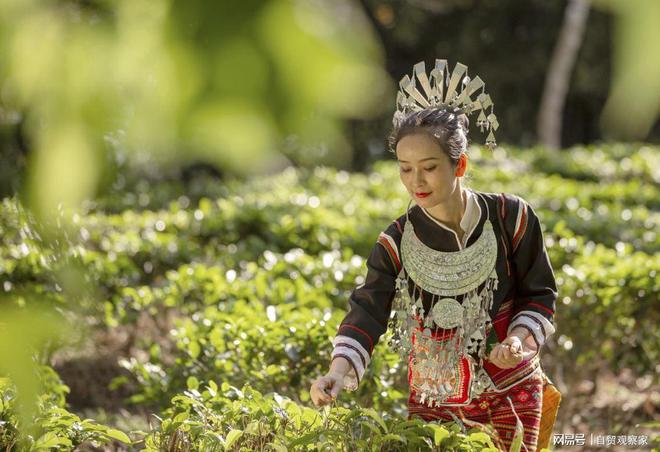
[395,132,460,207]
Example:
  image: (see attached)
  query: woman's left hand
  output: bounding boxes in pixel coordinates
[489,336,524,369]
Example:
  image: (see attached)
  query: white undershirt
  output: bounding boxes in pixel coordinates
[420,188,482,250]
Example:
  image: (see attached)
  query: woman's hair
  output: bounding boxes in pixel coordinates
[388,108,470,166]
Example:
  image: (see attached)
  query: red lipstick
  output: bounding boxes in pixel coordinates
[415,192,430,198]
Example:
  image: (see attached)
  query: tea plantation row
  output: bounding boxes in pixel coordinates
[0,144,657,450]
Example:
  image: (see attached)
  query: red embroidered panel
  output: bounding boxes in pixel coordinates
[407,327,473,406]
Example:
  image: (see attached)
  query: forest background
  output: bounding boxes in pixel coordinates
[0,0,658,450]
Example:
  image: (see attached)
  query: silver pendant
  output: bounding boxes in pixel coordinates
[430,298,464,329]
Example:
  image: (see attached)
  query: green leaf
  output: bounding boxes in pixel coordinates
[289,430,324,447]
[391,419,424,433]
[188,341,201,359]
[379,433,406,444]
[244,420,261,435]
[104,428,132,444]
[425,423,450,446]
[360,421,382,436]
[187,376,200,390]
[359,408,387,433]
[225,429,243,448]
[300,407,321,428]
[265,364,281,376]
[33,432,73,449]
[508,417,525,452]
[269,443,289,452]
[468,431,493,444]
[208,380,218,395]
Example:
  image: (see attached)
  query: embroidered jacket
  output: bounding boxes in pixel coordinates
[331,189,557,396]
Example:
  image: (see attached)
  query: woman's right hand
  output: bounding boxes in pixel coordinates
[310,373,344,406]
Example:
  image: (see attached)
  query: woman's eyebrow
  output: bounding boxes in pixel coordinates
[397,157,439,163]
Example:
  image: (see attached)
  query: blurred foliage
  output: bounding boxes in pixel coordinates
[3,0,659,190]
[0,304,68,430]
[0,366,131,450]
[0,0,389,431]
[595,0,660,140]
[353,0,658,169]
[555,238,659,375]
[0,0,389,216]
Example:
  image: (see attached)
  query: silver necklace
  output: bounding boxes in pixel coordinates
[388,192,499,407]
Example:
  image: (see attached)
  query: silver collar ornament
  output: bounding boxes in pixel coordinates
[387,193,499,407]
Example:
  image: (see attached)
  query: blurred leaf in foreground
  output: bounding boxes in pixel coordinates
[595,0,660,140]
[0,0,390,224]
[0,302,67,432]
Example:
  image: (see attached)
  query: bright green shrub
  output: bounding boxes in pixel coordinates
[143,380,499,451]
[554,244,659,375]
[117,301,408,415]
[0,367,131,451]
[509,144,659,185]
[105,248,366,325]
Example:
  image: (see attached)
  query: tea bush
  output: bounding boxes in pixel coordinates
[116,300,410,416]
[112,221,658,413]
[142,379,502,451]
[0,143,656,450]
[0,367,131,451]
[105,248,367,326]
[553,243,659,375]
[511,144,659,185]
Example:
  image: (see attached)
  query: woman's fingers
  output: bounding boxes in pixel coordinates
[488,345,501,365]
[328,379,343,398]
[310,379,323,406]
[489,343,524,369]
[502,345,523,367]
[311,380,330,406]
[495,344,508,362]
[310,376,338,406]
[501,344,513,361]
[489,345,503,367]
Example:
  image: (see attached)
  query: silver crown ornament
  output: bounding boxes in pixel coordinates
[393,59,499,149]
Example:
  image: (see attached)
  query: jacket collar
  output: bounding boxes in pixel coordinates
[419,188,483,249]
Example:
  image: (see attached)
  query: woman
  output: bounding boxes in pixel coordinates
[310,61,558,452]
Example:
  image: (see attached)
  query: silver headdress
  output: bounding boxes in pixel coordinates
[393,59,499,149]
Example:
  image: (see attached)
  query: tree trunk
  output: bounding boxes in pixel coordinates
[537,0,591,150]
